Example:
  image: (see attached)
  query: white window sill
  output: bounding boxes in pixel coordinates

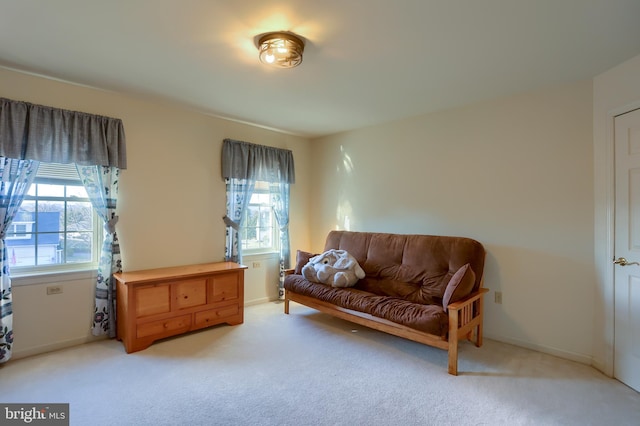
[11,269,97,286]
[243,251,279,259]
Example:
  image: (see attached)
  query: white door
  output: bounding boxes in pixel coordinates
[614,107,640,392]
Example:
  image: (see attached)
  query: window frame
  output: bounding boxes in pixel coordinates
[240,182,279,256]
[7,163,102,277]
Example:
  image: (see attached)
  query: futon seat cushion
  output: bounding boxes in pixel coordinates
[284,275,448,336]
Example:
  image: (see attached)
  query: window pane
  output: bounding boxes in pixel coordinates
[68,201,93,232]
[38,233,63,265]
[7,209,34,240]
[38,184,64,197]
[63,232,93,263]
[257,207,272,248]
[251,193,270,204]
[20,200,35,213]
[245,206,259,241]
[36,202,64,233]
[67,185,88,198]
[7,245,35,267]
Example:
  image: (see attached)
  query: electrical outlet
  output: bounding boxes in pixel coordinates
[47,285,63,295]
[494,291,502,304]
[252,262,261,268]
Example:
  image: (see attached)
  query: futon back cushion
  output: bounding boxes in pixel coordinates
[323,231,485,302]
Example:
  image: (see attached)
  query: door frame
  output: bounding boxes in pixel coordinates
[598,99,640,377]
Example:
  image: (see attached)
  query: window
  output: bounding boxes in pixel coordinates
[6,222,33,240]
[6,162,100,272]
[240,182,278,254]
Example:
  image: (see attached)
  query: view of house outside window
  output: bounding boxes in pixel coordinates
[5,163,98,270]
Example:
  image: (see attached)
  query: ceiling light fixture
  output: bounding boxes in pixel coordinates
[257,32,305,69]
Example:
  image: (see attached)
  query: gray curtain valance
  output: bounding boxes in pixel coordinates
[222,139,294,184]
[0,97,127,169]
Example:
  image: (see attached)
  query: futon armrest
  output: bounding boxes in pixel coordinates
[284,268,295,276]
[447,288,489,312]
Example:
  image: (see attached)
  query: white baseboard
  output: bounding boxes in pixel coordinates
[244,297,278,307]
[484,333,593,366]
[12,335,106,361]
[13,301,279,360]
[591,356,613,377]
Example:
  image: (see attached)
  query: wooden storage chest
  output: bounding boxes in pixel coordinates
[114,262,246,353]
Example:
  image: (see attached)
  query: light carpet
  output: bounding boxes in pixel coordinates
[1,302,639,426]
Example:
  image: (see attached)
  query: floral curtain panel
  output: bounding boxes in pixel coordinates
[0,157,39,363]
[77,165,121,337]
[270,181,291,299]
[223,178,255,263]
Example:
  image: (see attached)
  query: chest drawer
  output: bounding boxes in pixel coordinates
[136,314,192,339]
[194,304,240,327]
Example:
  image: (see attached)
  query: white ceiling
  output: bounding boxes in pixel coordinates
[1,0,639,138]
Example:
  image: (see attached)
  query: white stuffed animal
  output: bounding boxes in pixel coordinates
[302,249,365,287]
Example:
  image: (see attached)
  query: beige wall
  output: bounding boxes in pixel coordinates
[593,53,640,375]
[4,57,629,367]
[0,67,312,358]
[310,80,595,362]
